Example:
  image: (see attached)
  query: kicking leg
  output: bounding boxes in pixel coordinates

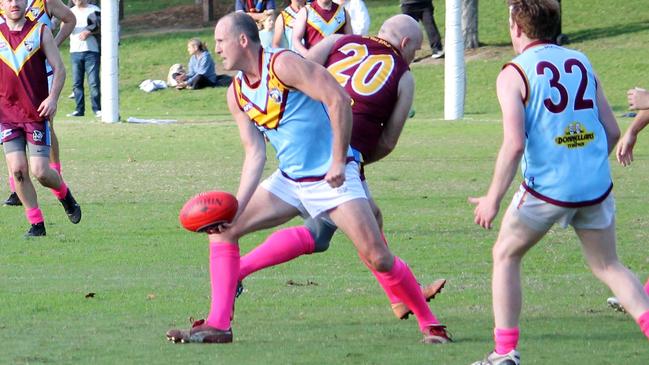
[167,186,300,343]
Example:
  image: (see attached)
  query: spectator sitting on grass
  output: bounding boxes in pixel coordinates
[175,38,231,90]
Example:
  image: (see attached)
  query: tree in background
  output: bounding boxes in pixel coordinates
[462,0,479,49]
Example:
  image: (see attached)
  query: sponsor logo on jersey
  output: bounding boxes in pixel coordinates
[555,122,594,149]
[2,128,13,139]
[32,129,44,142]
[24,40,34,52]
[0,40,6,50]
[29,7,40,18]
[243,103,253,112]
[269,88,283,104]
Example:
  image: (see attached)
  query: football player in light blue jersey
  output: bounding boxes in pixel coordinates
[165,11,450,345]
[469,1,649,364]
[272,0,305,49]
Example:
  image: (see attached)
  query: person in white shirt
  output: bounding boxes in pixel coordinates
[67,0,101,118]
[334,0,370,35]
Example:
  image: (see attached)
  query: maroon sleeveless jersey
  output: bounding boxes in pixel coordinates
[304,1,346,49]
[325,35,409,159]
[0,19,48,124]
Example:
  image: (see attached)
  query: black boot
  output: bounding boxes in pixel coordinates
[4,192,22,206]
[59,189,82,224]
[25,222,46,237]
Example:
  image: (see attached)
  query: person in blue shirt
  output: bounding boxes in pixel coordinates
[175,38,231,89]
[235,0,276,22]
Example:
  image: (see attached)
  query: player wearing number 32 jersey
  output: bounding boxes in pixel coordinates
[470,1,649,364]
[507,42,611,205]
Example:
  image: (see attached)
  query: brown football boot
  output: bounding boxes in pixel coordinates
[422,324,453,344]
[391,278,446,320]
[166,319,233,344]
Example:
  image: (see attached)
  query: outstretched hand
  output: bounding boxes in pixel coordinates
[203,221,232,235]
[616,131,637,167]
[468,196,500,230]
[628,88,649,110]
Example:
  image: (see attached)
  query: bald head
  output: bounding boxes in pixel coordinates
[216,12,260,45]
[378,14,423,64]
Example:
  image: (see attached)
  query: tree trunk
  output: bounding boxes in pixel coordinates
[119,0,124,21]
[203,0,214,22]
[462,0,479,49]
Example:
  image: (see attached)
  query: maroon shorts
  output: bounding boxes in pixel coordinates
[0,121,51,146]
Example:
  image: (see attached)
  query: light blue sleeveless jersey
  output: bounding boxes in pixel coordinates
[509,43,612,206]
[280,6,299,50]
[233,48,353,179]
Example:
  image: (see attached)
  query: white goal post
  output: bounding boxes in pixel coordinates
[444,0,465,120]
[100,0,119,123]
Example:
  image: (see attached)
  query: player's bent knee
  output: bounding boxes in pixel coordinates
[363,249,394,272]
[10,167,28,182]
[492,241,523,263]
[305,217,337,253]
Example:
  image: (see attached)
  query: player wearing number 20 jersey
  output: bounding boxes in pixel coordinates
[324,34,409,161]
[506,42,611,206]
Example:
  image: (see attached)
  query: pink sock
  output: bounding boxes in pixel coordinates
[494,327,520,355]
[637,310,649,340]
[644,277,649,297]
[25,207,44,224]
[51,180,68,200]
[359,232,400,304]
[375,256,439,331]
[205,242,240,331]
[49,163,61,174]
[9,176,16,192]
[239,226,315,281]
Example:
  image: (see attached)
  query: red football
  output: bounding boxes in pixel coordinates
[179,191,238,232]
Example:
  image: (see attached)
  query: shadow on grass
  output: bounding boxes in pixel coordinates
[569,20,649,43]
[481,19,649,47]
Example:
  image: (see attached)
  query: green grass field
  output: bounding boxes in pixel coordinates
[2,0,649,364]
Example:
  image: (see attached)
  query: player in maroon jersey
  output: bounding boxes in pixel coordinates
[291,0,351,56]
[0,0,81,236]
[2,0,76,207]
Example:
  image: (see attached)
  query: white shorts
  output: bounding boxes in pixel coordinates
[261,161,367,218]
[507,185,615,231]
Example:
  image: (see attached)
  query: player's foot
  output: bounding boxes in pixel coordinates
[166,319,233,344]
[59,189,81,224]
[25,222,46,237]
[607,296,626,313]
[422,324,452,344]
[392,278,446,320]
[471,350,520,365]
[4,192,22,206]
